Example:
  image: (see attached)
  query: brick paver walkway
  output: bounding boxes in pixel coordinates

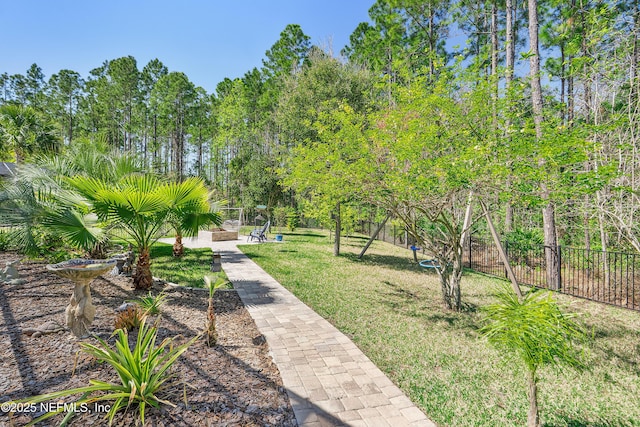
[170,236,436,427]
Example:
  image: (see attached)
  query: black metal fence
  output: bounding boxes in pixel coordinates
[357,220,415,248]
[356,219,640,311]
[465,236,640,311]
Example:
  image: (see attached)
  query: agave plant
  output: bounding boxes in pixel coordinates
[9,318,198,426]
[113,304,146,331]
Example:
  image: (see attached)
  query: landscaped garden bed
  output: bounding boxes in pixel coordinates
[0,253,296,426]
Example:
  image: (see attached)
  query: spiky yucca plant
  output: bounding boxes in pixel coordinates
[9,318,197,426]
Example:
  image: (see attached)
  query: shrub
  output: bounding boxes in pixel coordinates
[0,231,11,251]
[272,206,288,233]
[504,228,545,266]
[286,207,299,232]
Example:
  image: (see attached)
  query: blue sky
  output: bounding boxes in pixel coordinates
[1,0,373,94]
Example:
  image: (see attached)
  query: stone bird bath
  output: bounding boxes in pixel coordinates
[47,259,117,338]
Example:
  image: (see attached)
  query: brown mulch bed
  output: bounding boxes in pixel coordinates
[0,253,297,426]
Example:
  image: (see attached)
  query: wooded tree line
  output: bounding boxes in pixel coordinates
[1,0,639,268]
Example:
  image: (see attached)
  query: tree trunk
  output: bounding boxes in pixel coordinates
[580,1,591,124]
[491,1,498,78]
[583,196,591,251]
[568,73,574,123]
[334,201,341,257]
[529,0,559,290]
[198,139,203,177]
[505,0,515,86]
[14,148,24,164]
[68,94,74,144]
[133,247,153,291]
[89,242,107,259]
[633,0,640,104]
[173,234,184,257]
[504,0,515,234]
[528,0,544,137]
[568,0,576,123]
[491,1,499,133]
[527,369,540,427]
[437,249,462,311]
[505,202,514,233]
[560,45,566,124]
[597,191,610,291]
[206,296,217,347]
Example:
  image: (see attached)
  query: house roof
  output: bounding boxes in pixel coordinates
[0,162,16,177]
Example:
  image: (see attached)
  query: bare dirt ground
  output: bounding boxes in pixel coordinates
[0,253,296,426]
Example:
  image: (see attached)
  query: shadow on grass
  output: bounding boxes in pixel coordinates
[272,249,299,254]
[281,230,328,239]
[544,416,635,427]
[342,252,420,273]
[587,322,640,376]
[377,280,480,332]
[341,235,370,243]
[240,251,264,259]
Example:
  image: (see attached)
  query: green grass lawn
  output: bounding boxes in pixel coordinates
[149,242,229,288]
[238,229,640,427]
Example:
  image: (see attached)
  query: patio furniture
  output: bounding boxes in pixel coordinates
[248,220,270,242]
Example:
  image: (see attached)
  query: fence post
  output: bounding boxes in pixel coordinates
[468,234,472,268]
[504,240,509,279]
[556,245,562,291]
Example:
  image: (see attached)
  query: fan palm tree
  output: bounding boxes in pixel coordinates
[164,177,222,257]
[69,174,169,290]
[0,103,58,163]
[0,162,105,257]
[64,137,143,183]
[69,174,221,290]
[0,142,143,258]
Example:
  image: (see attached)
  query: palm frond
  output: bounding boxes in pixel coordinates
[119,174,163,194]
[67,175,113,202]
[42,209,105,252]
[180,211,223,237]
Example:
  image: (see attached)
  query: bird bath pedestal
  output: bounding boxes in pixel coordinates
[47,259,116,338]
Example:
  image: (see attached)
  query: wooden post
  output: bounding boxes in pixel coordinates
[358,213,391,259]
[480,199,523,299]
[460,192,474,249]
